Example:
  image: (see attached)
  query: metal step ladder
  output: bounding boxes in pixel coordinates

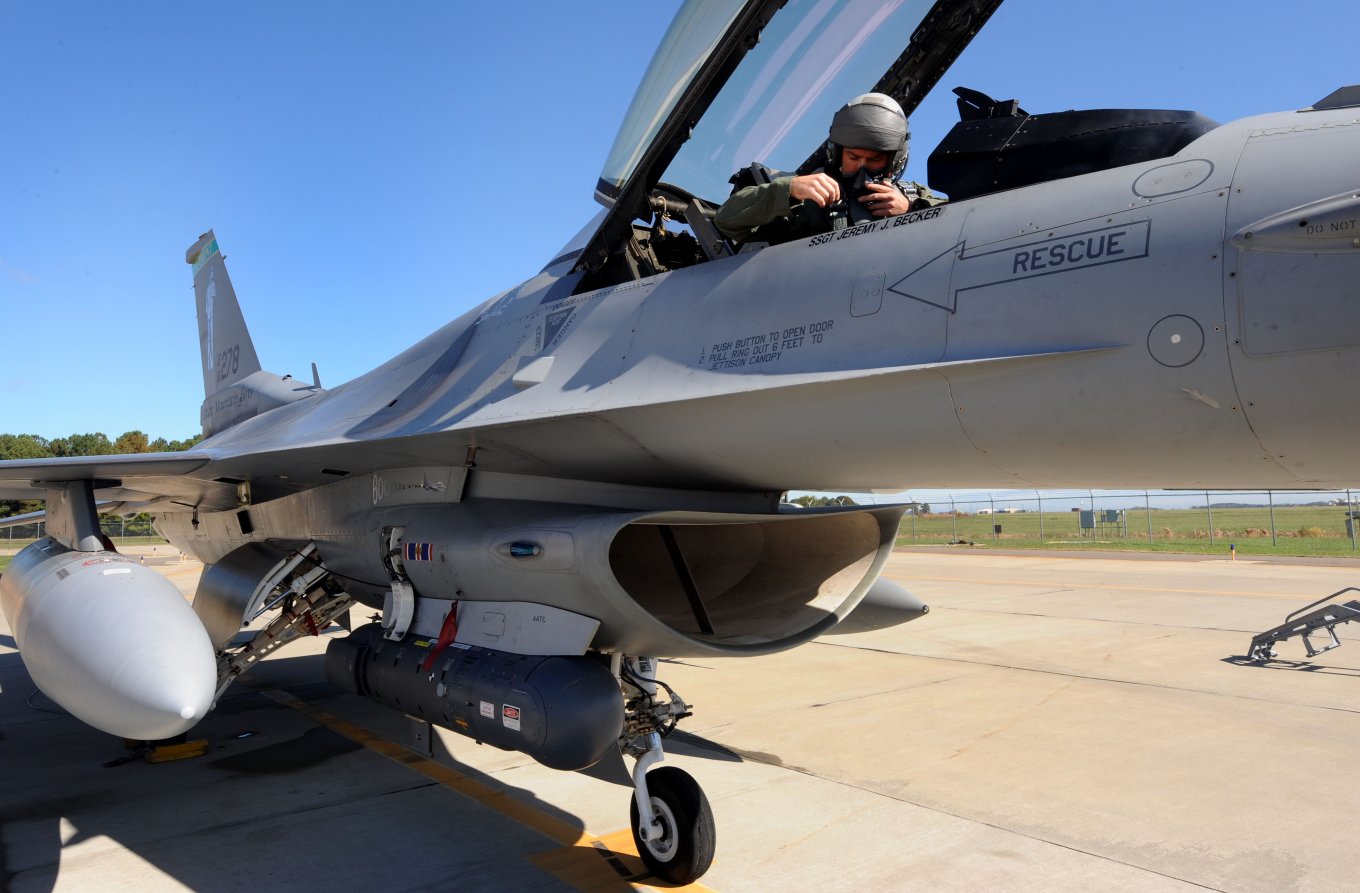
[1248,587,1360,661]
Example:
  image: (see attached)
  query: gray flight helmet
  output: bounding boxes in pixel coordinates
[827,92,910,177]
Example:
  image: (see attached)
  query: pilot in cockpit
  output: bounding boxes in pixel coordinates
[714,92,939,247]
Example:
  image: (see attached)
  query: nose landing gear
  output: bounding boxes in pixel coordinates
[616,656,715,885]
[630,764,716,884]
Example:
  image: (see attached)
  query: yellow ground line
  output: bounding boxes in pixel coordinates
[262,689,717,893]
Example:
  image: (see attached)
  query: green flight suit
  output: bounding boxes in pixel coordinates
[714,168,939,246]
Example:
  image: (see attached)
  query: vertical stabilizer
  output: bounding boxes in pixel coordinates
[185,230,321,437]
[187,230,263,398]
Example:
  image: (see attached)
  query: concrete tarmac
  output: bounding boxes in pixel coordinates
[2,546,1358,892]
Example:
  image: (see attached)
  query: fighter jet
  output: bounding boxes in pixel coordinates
[3,0,1358,883]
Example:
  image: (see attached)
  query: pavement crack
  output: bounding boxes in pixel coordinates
[815,639,1360,715]
[927,604,1360,639]
[808,674,961,708]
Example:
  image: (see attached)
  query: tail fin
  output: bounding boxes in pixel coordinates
[186,230,320,437]
[187,230,263,397]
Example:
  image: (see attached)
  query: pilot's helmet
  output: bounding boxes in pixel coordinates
[828,92,910,177]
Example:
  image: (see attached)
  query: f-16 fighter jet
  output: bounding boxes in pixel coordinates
[4,1,1359,883]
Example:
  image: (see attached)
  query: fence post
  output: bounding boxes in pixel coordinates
[1206,491,1215,546]
[1268,490,1277,546]
[950,495,958,543]
[1144,490,1152,542]
[1037,490,1044,542]
[1350,489,1357,552]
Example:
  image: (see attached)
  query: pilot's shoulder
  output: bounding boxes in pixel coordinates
[715,167,796,239]
[727,162,791,192]
[899,180,945,208]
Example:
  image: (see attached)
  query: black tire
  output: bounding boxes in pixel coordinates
[629,766,716,885]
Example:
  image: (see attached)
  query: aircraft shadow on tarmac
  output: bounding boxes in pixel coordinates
[0,647,747,892]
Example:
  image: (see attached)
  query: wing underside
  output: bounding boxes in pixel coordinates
[0,452,236,512]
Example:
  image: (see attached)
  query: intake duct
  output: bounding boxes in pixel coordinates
[381,500,905,657]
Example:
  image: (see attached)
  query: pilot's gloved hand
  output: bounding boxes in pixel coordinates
[859,181,911,217]
[789,172,841,207]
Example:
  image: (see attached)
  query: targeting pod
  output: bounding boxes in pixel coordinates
[326,624,623,771]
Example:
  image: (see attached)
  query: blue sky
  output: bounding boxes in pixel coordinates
[2,0,1357,443]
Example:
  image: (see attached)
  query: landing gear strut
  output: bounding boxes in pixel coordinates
[616,656,715,884]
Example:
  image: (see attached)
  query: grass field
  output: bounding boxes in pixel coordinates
[897,504,1360,558]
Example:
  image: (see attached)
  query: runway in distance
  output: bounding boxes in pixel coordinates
[3,0,1359,883]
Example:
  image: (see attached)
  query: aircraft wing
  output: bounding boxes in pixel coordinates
[0,451,238,512]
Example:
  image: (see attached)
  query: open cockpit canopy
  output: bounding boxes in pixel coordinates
[594,0,997,206]
[571,0,1227,289]
[577,0,1002,279]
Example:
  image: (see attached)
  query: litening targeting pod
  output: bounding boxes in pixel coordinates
[0,538,217,740]
[326,624,623,771]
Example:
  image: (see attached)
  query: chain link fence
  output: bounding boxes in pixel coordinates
[890,489,1360,555]
[2,515,162,547]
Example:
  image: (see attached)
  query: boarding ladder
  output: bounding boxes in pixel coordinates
[1247,587,1360,661]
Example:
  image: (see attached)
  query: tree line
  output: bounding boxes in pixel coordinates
[1,431,202,517]
[0,431,202,460]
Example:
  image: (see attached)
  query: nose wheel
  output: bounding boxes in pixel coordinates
[616,655,715,885]
[629,765,715,884]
